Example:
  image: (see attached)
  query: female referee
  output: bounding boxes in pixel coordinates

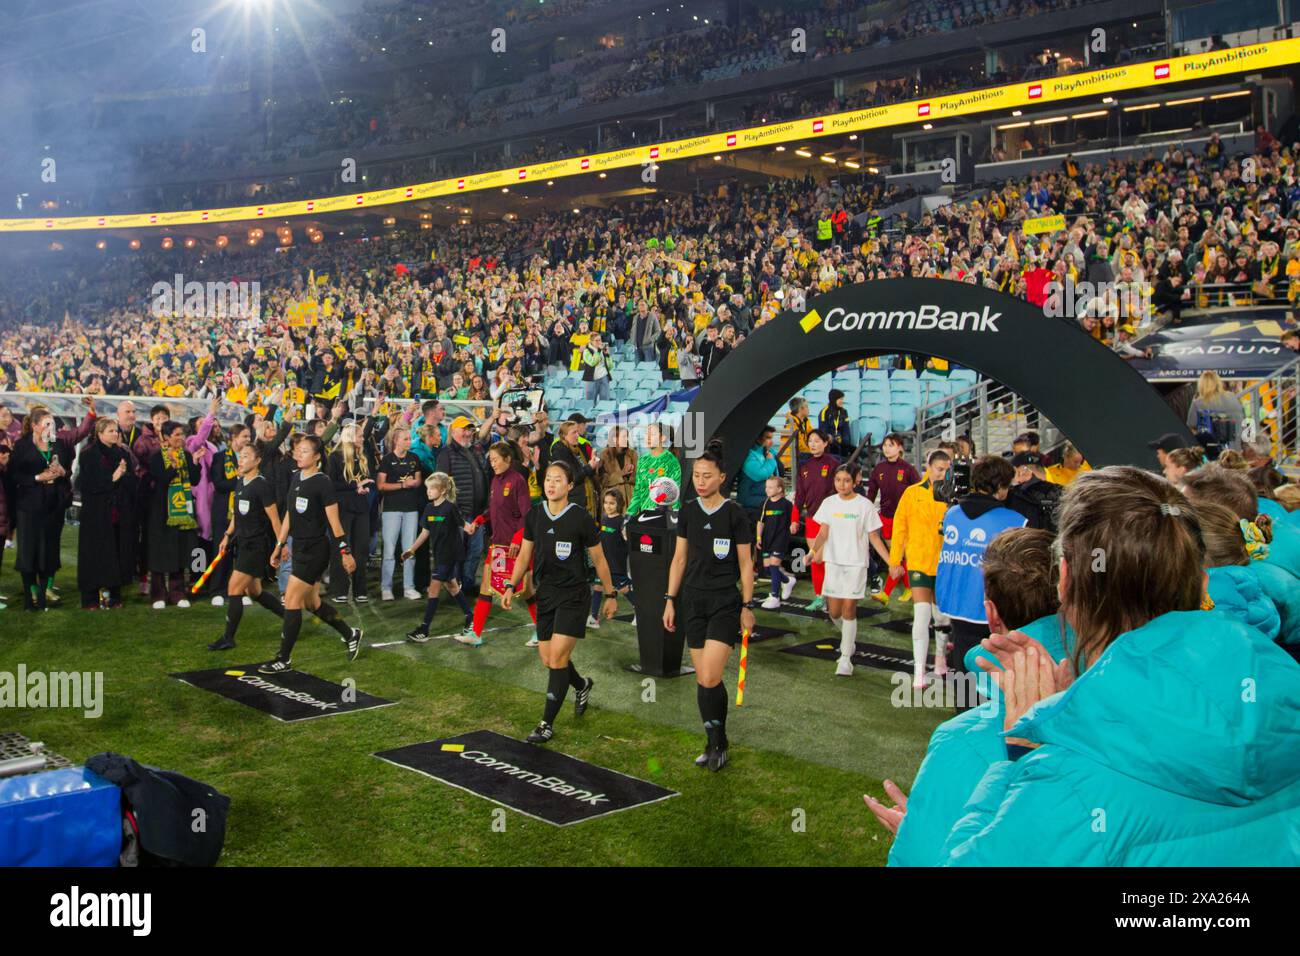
[261,435,363,673]
[663,440,755,772]
[207,442,286,651]
[502,461,619,745]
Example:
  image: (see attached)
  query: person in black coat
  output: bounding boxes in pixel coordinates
[548,420,598,510]
[146,421,201,609]
[11,402,96,611]
[326,419,376,602]
[76,417,138,609]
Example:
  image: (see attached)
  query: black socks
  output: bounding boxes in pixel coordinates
[221,596,243,642]
[422,597,439,628]
[277,609,303,661]
[568,661,584,690]
[697,682,728,736]
[542,666,571,724]
[312,600,353,638]
[256,591,285,617]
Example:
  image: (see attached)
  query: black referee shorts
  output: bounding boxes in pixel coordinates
[291,536,331,586]
[682,586,742,649]
[233,538,271,577]
[536,587,590,642]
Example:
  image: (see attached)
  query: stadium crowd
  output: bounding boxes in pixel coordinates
[0,130,1298,867]
[8,135,1300,415]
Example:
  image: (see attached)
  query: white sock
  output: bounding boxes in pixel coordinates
[840,616,858,660]
[934,628,949,667]
[912,602,933,680]
[933,608,951,628]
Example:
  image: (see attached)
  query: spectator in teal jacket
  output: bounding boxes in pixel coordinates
[874,528,1072,867]
[737,426,779,511]
[937,468,1300,866]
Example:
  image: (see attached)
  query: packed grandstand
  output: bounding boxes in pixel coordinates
[0,0,1298,890]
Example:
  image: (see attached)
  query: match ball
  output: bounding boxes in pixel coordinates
[649,476,679,507]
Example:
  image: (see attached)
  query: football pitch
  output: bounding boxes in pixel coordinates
[1,531,942,866]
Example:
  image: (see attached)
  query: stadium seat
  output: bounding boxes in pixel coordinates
[890,404,919,433]
[854,416,888,447]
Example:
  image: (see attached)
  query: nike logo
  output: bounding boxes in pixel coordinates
[547,528,555,534]
[703,523,711,529]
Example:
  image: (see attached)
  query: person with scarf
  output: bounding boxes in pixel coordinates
[184,395,221,598]
[76,417,137,610]
[146,421,201,609]
[10,400,96,610]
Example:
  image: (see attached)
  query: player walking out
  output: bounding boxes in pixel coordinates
[465,443,537,647]
[810,464,892,676]
[260,435,363,673]
[791,430,839,612]
[588,489,633,627]
[503,461,619,744]
[208,443,285,651]
[402,472,475,642]
[866,433,920,604]
[664,440,755,772]
[889,449,952,688]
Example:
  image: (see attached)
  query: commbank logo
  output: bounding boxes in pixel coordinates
[799,304,1001,334]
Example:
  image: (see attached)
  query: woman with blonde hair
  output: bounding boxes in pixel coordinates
[1186,370,1244,451]
[326,421,375,603]
[377,424,425,600]
[942,467,1300,865]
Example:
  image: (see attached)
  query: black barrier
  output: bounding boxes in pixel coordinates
[687,279,1192,485]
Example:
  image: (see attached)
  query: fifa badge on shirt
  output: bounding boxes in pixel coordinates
[712,537,731,559]
[238,499,250,515]
[555,541,572,560]
[296,496,308,514]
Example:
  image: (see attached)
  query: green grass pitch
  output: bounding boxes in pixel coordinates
[0,532,942,866]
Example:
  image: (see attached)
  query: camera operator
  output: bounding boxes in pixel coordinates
[581,333,614,403]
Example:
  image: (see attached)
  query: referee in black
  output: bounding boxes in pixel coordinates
[663,439,755,771]
[208,443,285,651]
[261,435,363,673]
[502,460,618,744]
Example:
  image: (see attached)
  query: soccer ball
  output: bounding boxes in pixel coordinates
[648,476,679,507]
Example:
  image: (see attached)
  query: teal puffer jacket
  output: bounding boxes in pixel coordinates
[887,614,1074,867]
[1207,565,1281,642]
[1249,561,1300,647]
[940,611,1300,866]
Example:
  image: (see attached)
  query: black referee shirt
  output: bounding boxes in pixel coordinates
[287,470,336,540]
[676,497,752,591]
[523,501,600,592]
[233,474,276,543]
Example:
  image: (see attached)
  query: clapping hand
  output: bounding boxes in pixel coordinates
[111,459,127,482]
[863,779,909,836]
[976,631,1074,749]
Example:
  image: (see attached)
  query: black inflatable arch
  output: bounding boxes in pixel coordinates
[686,278,1191,484]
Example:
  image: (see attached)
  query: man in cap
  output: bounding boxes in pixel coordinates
[1005,451,1063,533]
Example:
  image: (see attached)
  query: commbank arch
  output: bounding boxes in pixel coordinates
[686,278,1191,483]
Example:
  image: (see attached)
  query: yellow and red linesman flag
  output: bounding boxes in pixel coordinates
[191,546,228,594]
[735,630,751,706]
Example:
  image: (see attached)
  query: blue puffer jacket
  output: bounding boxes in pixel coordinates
[1249,561,1300,647]
[1207,565,1281,642]
[1261,510,1300,578]
[887,614,1074,867]
[940,610,1300,866]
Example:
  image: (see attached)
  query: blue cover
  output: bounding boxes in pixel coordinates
[0,767,121,866]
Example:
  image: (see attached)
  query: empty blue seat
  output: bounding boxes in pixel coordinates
[854,416,888,446]
[890,404,918,432]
